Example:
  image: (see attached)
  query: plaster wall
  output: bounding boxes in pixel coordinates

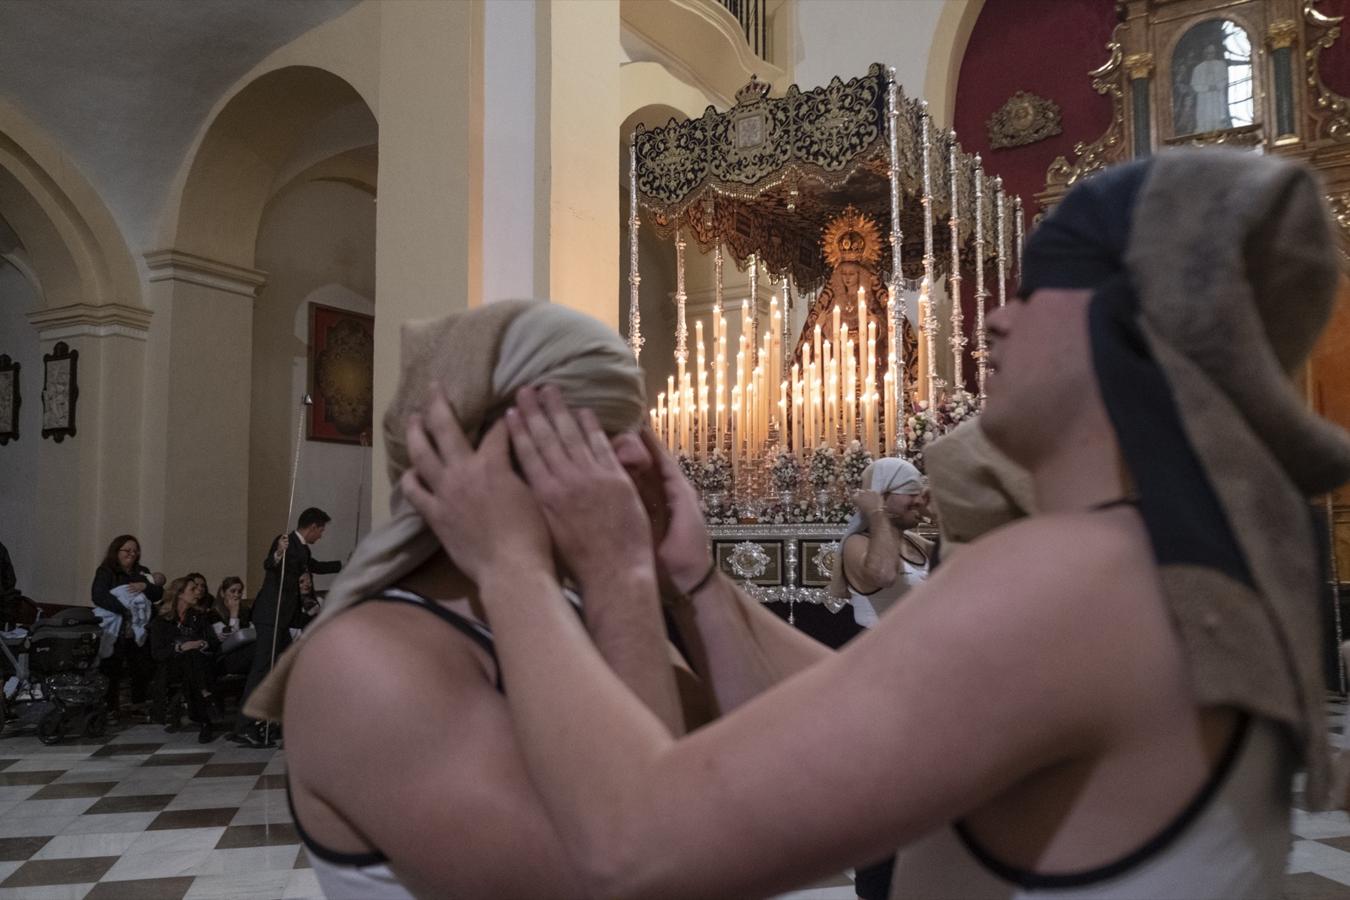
[372,0,477,521]
[482,0,541,302]
[0,265,42,598]
[788,0,972,119]
[152,280,254,583]
[544,0,622,325]
[249,179,375,593]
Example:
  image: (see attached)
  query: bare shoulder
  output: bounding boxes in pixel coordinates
[941,509,1155,610]
[285,601,494,788]
[898,508,1175,703]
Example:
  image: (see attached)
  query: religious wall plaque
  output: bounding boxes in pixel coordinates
[40,341,77,442]
[987,91,1062,150]
[0,354,18,445]
[307,303,375,444]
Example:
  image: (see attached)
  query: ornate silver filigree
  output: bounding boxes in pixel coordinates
[727,541,772,581]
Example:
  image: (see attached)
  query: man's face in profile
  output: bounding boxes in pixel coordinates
[302,523,327,545]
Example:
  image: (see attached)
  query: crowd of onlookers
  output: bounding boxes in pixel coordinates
[1,506,337,748]
[87,531,326,744]
[0,533,322,745]
[87,533,324,743]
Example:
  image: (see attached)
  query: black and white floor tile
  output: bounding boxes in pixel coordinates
[3,699,1350,899]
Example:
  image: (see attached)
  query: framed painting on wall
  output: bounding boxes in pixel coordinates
[307,303,374,444]
[40,341,77,442]
[0,354,18,445]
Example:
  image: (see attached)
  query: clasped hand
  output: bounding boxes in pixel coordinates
[401,384,658,592]
[403,384,716,595]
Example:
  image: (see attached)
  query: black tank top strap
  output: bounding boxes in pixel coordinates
[369,588,503,693]
[285,778,388,868]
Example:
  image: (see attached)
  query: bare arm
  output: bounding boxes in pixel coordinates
[666,571,829,714]
[634,428,829,712]
[842,494,902,595]
[471,518,1144,898]
[286,605,589,898]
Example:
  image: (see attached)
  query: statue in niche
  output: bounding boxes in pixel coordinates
[1171,20,1254,137]
[796,208,917,391]
[1191,44,1229,133]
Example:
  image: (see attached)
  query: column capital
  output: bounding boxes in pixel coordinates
[26,302,153,341]
[1124,52,1154,81]
[1267,19,1298,50]
[144,249,267,298]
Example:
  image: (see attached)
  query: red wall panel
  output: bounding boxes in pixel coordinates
[953,0,1119,217]
[1317,0,1350,98]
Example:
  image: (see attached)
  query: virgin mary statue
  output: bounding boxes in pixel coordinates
[796,207,918,389]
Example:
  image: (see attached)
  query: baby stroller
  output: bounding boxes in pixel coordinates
[1,598,108,744]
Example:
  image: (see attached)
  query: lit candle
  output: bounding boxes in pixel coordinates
[857,285,868,388]
[840,324,850,441]
[883,371,895,454]
[867,322,878,454]
[813,323,823,398]
[730,388,740,480]
[791,363,802,453]
[696,321,706,456]
[769,295,780,384]
[666,375,677,452]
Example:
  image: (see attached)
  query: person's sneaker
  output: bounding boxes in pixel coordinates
[197,722,215,744]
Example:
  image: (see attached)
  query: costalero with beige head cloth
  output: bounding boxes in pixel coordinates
[245,300,646,722]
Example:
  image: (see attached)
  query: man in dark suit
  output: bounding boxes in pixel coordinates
[234,507,341,746]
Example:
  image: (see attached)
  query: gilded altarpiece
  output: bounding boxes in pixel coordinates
[1038,0,1350,579]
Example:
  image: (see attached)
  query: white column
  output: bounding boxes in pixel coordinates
[142,250,265,580]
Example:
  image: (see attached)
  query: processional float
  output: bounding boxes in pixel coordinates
[626,64,1025,620]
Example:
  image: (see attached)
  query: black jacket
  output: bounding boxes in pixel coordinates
[91,563,164,618]
[149,607,220,662]
[252,531,340,628]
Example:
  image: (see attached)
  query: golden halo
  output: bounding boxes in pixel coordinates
[821,206,883,269]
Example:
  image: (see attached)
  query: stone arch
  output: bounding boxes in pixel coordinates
[166,64,376,270]
[923,0,987,128]
[0,98,141,310]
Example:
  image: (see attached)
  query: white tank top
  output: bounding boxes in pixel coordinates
[291,588,499,900]
[850,537,929,629]
[309,855,410,900]
[889,716,1293,899]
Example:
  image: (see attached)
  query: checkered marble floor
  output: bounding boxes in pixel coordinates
[0,723,310,900]
[2,700,1350,900]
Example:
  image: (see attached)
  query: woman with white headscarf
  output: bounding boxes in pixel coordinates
[829,457,932,629]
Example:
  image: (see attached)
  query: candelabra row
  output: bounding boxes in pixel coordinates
[633,67,1025,475]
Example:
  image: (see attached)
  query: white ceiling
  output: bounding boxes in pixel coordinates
[0,0,358,254]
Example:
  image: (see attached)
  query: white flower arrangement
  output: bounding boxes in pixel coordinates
[696,451,730,494]
[939,389,977,430]
[839,440,873,491]
[769,447,802,494]
[905,404,941,472]
[757,499,815,525]
[806,445,839,492]
[676,453,699,487]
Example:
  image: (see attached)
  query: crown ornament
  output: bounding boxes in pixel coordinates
[735,75,772,106]
[821,206,883,269]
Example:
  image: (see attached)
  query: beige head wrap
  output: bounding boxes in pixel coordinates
[246,300,645,721]
[924,419,1036,553]
[827,457,925,601]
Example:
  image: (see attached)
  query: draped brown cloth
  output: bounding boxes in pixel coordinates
[924,420,1035,553]
[245,300,646,722]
